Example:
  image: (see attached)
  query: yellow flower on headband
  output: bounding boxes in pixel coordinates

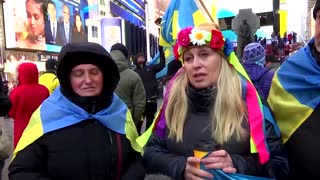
[189,28,211,46]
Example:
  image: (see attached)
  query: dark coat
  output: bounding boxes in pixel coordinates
[283,41,320,179]
[134,48,165,99]
[9,43,145,180]
[0,74,11,116]
[143,86,288,180]
[9,120,144,180]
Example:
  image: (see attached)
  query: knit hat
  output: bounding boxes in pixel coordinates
[111,43,129,59]
[243,43,266,65]
[57,42,119,99]
[314,0,320,20]
[45,59,58,71]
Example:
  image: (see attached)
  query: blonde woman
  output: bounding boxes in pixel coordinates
[142,23,288,180]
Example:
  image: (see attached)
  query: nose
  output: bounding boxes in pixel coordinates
[30,17,36,25]
[191,56,201,68]
[84,73,93,84]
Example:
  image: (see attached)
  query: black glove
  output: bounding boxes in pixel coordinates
[158,45,164,54]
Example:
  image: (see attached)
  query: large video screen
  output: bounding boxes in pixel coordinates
[3,0,95,52]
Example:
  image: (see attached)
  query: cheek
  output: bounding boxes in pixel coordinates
[184,67,193,80]
[70,78,80,89]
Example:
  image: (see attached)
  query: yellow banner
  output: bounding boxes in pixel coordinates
[279,10,288,38]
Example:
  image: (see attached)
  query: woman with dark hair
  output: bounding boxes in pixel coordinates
[71,13,87,43]
[17,0,46,50]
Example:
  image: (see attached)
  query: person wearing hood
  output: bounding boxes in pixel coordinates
[39,58,60,94]
[8,62,49,148]
[242,43,274,100]
[134,46,165,130]
[9,42,145,180]
[110,43,146,131]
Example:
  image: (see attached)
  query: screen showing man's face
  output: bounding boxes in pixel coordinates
[63,5,70,23]
[47,3,56,20]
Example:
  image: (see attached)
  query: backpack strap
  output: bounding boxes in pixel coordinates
[116,134,123,180]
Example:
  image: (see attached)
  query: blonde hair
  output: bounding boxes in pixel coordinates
[166,23,246,144]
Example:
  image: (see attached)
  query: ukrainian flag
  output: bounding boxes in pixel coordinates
[14,88,141,158]
[159,0,208,46]
[268,39,320,143]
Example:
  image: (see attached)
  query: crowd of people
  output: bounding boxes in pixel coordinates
[1,0,320,180]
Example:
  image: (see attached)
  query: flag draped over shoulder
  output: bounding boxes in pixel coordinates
[138,51,276,164]
[14,88,141,158]
[268,39,320,143]
[159,0,208,47]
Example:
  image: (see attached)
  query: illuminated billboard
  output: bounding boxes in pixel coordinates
[3,0,94,52]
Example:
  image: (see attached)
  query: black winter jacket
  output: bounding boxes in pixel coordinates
[134,47,165,99]
[143,86,288,180]
[9,120,145,180]
[0,74,11,116]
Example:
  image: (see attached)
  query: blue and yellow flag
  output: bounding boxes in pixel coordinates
[14,88,141,158]
[159,0,208,47]
[268,39,320,143]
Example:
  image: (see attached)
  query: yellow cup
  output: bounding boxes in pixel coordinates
[193,149,209,169]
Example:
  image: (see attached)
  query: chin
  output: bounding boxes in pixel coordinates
[191,84,210,90]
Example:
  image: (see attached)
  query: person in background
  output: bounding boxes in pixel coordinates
[267,0,320,179]
[56,4,72,45]
[71,13,87,43]
[143,23,288,180]
[265,54,281,72]
[0,74,11,118]
[9,42,145,180]
[134,46,165,131]
[0,73,11,180]
[45,0,59,44]
[110,43,146,131]
[242,43,275,100]
[9,62,49,149]
[39,58,60,94]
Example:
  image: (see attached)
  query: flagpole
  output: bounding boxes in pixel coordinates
[197,0,215,23]
[145,0,151,62]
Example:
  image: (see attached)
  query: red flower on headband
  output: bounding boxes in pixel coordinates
[173,43,180,60]
[210,30,225,50]
[177,27,193,46]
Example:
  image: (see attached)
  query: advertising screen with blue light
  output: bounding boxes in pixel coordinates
[3,0,96,53]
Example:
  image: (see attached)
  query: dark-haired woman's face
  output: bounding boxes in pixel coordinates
[70,64,103,96]
[75,15,82,31]
[26,0,44,36]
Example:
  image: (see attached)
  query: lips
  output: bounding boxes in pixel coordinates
[83,87,95,91]
[193,73,206,81]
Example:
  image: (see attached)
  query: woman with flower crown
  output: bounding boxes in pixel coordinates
[142,23,288,180]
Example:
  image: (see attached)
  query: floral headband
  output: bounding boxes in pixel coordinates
[173,26,234,61]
